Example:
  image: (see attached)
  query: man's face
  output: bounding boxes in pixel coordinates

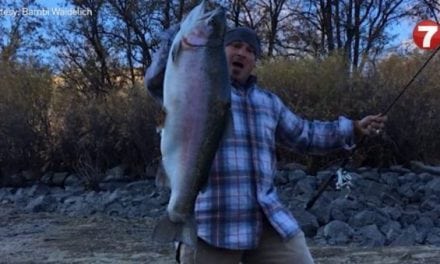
[225,41,256,85]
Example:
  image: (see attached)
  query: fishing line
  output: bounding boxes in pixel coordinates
[306,45,440,210]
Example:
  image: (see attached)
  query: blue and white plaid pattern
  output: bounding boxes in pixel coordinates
[195,83,355,250]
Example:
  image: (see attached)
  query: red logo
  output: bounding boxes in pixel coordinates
[413,20,440,50]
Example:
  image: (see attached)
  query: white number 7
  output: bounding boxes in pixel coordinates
[418,25,438,48]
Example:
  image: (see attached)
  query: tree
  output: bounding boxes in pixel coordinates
[296,0,414,70]
[0,1,52,173]
[410,0,440,22]
[0,0,45,63]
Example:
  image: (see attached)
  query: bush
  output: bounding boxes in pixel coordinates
[50,81,161,186]
[2,51,439,181]
[0,61,53,176]
[256,52,440,168]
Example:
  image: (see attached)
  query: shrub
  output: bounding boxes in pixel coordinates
[256,52,440,169]
[0,61,53,176]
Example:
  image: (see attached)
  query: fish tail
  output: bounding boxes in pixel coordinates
[152,214,197,247]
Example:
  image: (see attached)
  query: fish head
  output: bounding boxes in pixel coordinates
[178,0,226,48]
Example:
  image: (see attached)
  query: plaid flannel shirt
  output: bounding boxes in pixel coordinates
[195,79,355,250]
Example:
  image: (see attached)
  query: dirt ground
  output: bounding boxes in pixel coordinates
[1,204,440,264]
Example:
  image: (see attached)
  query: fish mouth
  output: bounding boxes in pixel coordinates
[182,36,205,48]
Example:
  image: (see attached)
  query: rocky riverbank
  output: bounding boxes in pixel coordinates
[2,203,440,264]
[1,162,440,263]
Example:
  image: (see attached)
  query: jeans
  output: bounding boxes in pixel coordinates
[177,218,314,264]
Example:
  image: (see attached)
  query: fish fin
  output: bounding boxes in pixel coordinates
[222,103,233,139]
[171,40,182,63]
[152,215,198,248]
[144,68,164,104]
[155,161,169,188]
[154,107,167,131]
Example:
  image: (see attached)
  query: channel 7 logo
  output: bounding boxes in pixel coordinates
[413,20,440,50]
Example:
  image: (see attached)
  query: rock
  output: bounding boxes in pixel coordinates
[124,180,155,194]
[60,196,88,216]
[104,165,126,182]
[330,208,347,222]
[22,170,38,182]
[410,161,440,175]
[64,185,84,194]
[400,209,420,227]
[105,201,125,217]
[28,184,52,197]
[418,172,434,183]
[278,162,307,171]
[360,170,380,182]
[316,170,333,183]
[389,165,411,174]
[83,191,106,213]
[356,167,372,173]
[51,189,78,204]
[24,195,57,213]
[40,172,53,185]
[309,193,333,224]
[323,220,353,245]
[423,207,440,227]
[356,224,386,247]
[381,206,403,221]
[380,172,399,188]
[287,169,307,183]
[380,221,402,244]
[52,172,69,186]
[425,178,440,196]
[397,172,418,185]
[380,191,401,207]
[348,209,389,228]
[149,190,170,207]
[329,198,361,222]
[390,225,417,246]
[274,170,288,185]
[2,165,440,248]
[410,183,425,203]
[293,176,317,196]
[0,188,11,202]
[425,228,440,245]
[64,174,82,186]
[99,181,126,191]
[292,209,319,237]
[414,217,434,243]
[354,179,388,199]
[397,182,414,199]
[102,189,123,207]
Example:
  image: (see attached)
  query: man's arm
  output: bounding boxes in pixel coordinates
[275,96,387,154]
[144,24,180,104]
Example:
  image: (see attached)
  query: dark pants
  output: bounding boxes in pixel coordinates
[177,220,314,264]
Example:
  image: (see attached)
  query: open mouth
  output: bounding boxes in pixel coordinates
[232,61,244,69]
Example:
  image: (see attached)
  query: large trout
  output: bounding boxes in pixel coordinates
[152,1,230,247]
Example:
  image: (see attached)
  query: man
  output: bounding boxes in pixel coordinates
[145,26,386,264]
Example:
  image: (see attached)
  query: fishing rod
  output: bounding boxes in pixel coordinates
[305,44,440,210]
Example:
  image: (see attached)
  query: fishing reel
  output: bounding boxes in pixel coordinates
[335,168,353,198]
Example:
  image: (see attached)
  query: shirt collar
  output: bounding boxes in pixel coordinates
[231,75,257,91]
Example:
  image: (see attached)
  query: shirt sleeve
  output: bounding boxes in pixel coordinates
[144,23,180,104]
[274,96,356,155]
